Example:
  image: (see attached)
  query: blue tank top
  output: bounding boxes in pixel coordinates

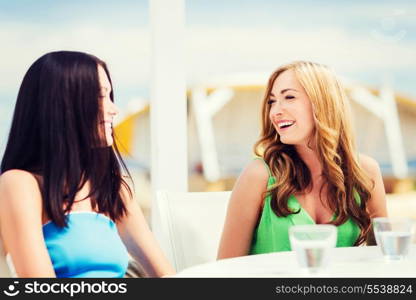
[42,212,129,278]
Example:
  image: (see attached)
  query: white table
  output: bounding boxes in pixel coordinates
[175,245,416,277]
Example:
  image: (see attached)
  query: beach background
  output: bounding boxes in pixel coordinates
[0,0,415,218]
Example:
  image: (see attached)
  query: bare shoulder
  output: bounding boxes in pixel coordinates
[119,179,135,206]
[218,159,270,258]
[358,154,387,217]
[358,154,381,177]
[230,159,270,206]
[0,169,40,189]
[239,159,270,184]
[0,169,42,207]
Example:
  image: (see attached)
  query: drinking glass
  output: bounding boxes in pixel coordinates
[289,224,337,274]
[373,217,414,260]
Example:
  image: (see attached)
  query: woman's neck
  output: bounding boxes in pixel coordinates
[295,144,322,177]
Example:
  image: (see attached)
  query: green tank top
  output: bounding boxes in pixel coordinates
[249,158,361,254]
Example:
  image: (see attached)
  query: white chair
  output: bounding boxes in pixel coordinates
[155,191,231,272]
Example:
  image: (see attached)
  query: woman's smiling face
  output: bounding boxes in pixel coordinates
[98,65,118,146]
[268,69,315,146]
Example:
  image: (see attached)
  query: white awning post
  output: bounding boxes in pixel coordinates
[149,0,187,259]
[380,83,408,178]
[349,82,408,178]
[191,87,234,182]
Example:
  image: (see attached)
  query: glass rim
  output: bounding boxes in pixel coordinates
[372,217,414,223]
[289,224,336,233]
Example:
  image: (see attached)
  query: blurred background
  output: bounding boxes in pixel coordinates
[1,0,415,220]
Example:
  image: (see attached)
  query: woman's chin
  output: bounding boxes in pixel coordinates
[105,135,114,146]
[280,137,295,145]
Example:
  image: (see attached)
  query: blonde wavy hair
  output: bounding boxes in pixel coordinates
[254,61,374,245]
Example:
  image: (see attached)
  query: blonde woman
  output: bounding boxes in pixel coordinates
[218,61,387,259]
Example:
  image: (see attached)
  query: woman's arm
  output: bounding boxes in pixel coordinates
[116,186,175,277]
[217,159,269,259]
[0,170,56,277]
[359,154,388,218]
[359,155,388,245]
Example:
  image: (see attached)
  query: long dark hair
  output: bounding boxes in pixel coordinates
[1,51,132,227]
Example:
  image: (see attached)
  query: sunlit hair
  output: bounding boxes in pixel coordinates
[254,61,374,245]
[1,51,132,227]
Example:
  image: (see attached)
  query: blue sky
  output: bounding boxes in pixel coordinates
[0,0,148,26]
[0,0,415,151]
[1,0,414,95]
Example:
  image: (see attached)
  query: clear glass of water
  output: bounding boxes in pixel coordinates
[373,217,414,261]
[289,224,337,274]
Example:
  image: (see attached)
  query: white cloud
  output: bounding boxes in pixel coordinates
[0,22,151,94]
[1,20,415,99]
[185,26,416,86]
